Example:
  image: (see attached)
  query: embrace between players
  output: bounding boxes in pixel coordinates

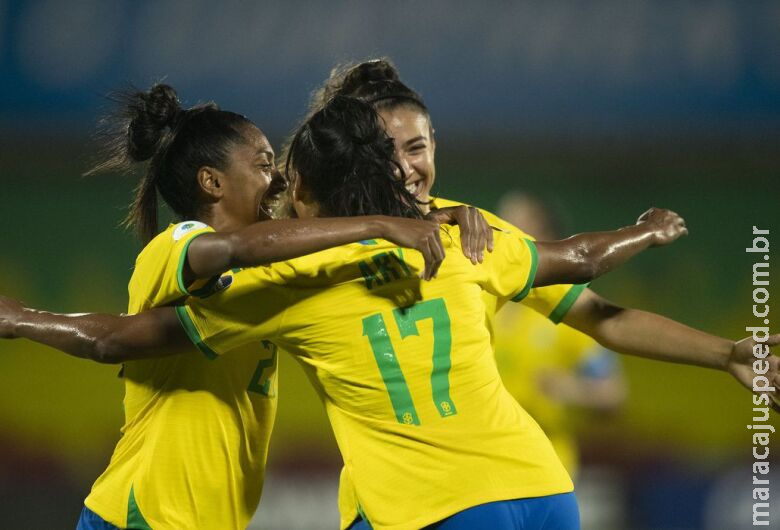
[1,60,778,530]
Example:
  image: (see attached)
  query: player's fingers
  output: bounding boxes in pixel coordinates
[765,333,780,347]
[471,208,489,262]
[431,230,445,278]
[460,209,476,264]
[769,393,780,414]
[419,238,435,280]
[469,208,480,263]
[485,218,494,253]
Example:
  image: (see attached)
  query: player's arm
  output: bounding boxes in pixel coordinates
[533,208,687,286]
[562,288,780,411]
[539,351,626,411]
[0,296,187,364]
[186,215,446,282]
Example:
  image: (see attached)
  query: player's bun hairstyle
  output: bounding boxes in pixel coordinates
[312,59,429,117]
[286,95,423,220]
[87,83,253,243]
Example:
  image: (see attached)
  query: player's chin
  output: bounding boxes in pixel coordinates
[259,196,292,221]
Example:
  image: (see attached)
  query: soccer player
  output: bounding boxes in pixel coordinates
[40,83,482,530]
[307,61,779,529]
[307,58,601,345]
[310,59,635,526]
[0,96,769,530]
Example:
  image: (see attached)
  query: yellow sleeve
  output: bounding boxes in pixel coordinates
[128,221,220,312]
[432,197,589,322]
[173,268,289,359]
[468,208,589,323]
[521,283,589,324]
[481,231,538,301]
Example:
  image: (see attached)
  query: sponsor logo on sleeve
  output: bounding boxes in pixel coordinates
[173,221,209,241]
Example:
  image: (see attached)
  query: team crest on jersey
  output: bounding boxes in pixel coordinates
[214,275,233,292]
[173,221,209,241]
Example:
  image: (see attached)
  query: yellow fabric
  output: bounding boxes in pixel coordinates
[84,222,278,530]
[432,198,584,326]
[495,303,608,476]
[179,226,573,530]
[337,199,589,527]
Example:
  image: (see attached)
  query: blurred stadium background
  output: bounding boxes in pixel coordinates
[1,1,778,529]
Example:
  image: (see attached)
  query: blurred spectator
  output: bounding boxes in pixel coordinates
[494,192,627,478]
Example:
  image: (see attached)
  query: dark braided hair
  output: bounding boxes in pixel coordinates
[87,83,253,243]
[286,95,423,220]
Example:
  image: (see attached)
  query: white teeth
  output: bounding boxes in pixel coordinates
[406,182,418,194]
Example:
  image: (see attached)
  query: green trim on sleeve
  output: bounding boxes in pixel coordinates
[176,231,218,296]
[511,239,539,302]
[127,485,153,530]
[174,305,218,360]
[548,283,589,324]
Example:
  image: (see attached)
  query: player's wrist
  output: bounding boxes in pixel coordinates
[371,216,393,240]
[6,307,28,339]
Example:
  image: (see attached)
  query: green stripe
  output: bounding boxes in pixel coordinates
[356,502,371,528]
[176,231,216,295]
[127,486,153,530]
[548,283,589,324]
[174,306,218,360]
[393,299,457,419]
[362,313,420,426]
[511,239,539,302]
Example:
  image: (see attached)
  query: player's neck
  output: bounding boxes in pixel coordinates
[197,206,247,233]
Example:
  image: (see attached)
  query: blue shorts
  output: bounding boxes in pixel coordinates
[348,492,580,530]
[76,506,123,530]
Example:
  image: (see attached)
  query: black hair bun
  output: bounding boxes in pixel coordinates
[127,83,182,161]
[342,60,400,94]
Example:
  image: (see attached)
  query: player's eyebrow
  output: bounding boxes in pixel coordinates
[402,136,426,148]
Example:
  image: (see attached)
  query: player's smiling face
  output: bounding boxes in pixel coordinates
[218,124,284,225]
[377,106,436,213]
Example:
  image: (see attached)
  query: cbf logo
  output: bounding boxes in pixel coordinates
[214,275,233,292]
[196,275,233,298]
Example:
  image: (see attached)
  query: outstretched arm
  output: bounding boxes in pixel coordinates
[0,296,187,364]
[186,215,447,282]
[534,207,687,286]
[562,288,780,411]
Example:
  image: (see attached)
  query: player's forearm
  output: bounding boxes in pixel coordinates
[189,216,388,278]
[228,216,389,267]
[13,307,188,364]
[534,225,654,286]
[564,297,732,370]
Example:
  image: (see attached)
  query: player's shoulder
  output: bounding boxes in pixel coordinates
[273,240,392,278]
[135,221,213,264]
[431,197,531,238]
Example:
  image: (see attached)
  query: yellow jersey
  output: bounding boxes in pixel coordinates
[432,198,588,327]
[336,199,589,527]
[84,222,278,530]
[495,303,617,476]
[177,226,573,530]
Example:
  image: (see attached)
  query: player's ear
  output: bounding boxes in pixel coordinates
[197,166,223,201]
[291,174,318,218]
